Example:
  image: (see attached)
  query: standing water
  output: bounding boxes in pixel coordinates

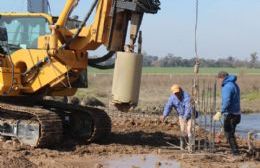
[103,154,180,168]
[237,113,260,139]
[198,113,260,139]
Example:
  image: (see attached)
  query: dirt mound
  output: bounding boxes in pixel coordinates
[130,104,165,115]
[44,96,106,107]
[0,155,36,168]
[80,96,105,107]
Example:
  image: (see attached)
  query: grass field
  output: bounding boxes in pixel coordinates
[77,69,260,113]
[88,67,260,75]
[78,66,260,113]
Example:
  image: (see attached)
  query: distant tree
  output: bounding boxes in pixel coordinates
[227,56,235,67]
[140,51,260,68]
[250,52,258,68]
[142,51,159,67]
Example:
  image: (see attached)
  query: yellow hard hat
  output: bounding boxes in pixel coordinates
[171,84,181,94]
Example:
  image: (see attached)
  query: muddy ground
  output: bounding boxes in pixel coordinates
[0,110,259,168]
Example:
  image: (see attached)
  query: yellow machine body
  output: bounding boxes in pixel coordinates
[0,67,21,95]
[0,2,113,96]
[0,0,156,107]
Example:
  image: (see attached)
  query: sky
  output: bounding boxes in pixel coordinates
[1,0,260,59]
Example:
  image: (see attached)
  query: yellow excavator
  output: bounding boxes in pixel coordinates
[0,0,160,147]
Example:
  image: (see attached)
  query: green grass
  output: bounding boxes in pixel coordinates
[241,91,260,101]
[88,67,260,75]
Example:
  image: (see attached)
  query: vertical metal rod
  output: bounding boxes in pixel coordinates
[212,80,217,151]
[138,31,142,54]
[195,77,200,151]
[209,82,213,152]
[202,80,207,150]
[192,79,197,153]
[197,80,202,151]
[206,82,210,151]
[198,78,201,151]
[190,79,195,153]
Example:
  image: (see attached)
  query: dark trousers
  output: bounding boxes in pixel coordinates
[224,114,241,154]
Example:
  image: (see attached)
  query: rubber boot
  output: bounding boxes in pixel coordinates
[229,136,239,155]
[180,137,185,150]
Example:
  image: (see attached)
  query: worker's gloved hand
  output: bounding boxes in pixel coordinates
[160,115,166,122]
[213,111,222,121]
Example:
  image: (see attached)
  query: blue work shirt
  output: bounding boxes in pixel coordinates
[163,91,193,120]
[221,75,240,115]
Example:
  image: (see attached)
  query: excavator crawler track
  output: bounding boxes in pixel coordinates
[0,99,112,147]
[0,102,62,147]
[39,100,112,143]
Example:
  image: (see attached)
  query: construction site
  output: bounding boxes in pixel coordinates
[0,0,259,167]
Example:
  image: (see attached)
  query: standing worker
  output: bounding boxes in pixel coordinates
[213,71,241,156]
[160,84,197,151]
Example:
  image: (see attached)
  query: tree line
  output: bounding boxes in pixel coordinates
[142,52,260,68]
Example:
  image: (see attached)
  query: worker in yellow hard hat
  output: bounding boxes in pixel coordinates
[160,84,198,151]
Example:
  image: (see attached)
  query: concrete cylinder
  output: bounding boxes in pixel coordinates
[112,51,143,106]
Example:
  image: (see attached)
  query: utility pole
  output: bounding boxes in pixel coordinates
[27,0,49,13]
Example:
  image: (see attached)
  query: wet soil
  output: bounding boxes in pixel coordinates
[0,110,259,168]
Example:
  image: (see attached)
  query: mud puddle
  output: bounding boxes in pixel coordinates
[103,154,180,168]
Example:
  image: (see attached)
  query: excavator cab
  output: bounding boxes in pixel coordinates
[0,14,51,51]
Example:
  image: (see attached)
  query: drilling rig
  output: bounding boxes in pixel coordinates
[0,0,160,147]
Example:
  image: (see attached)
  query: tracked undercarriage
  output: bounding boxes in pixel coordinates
[0,99,111,147]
